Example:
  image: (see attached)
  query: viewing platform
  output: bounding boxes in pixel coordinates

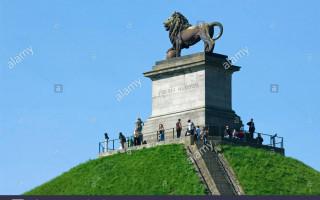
[98,125,285,157]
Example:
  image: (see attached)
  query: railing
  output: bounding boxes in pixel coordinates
[99,125,191,154]
[220,131,284,149]
[98,124,284,154]
[257,132,284,148]
[99,136,135,154]
[142,125,190,143]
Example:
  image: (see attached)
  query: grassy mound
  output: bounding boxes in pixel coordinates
[221,145,320,195]
[25,144,206,195]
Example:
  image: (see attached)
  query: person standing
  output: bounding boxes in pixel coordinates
[159,124,165,141]
[202,126,209,145]
[119,132,126,150]
[128,136,134,147]
[200,127,205,142]
[104,132,109,152]
[237,126,245,140]
[232,129,238,138]
[134,129,140,146]
[224,125,232,139]
[247,118,255,140]
[256,133,264,145]
[176,119,182,138]
[196,126,201,142]
[187,119,195,135]
[136,118,144,132]
[136,118,144,144]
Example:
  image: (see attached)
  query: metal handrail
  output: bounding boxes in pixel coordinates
[221,130,284,149]
[99,124,284,154]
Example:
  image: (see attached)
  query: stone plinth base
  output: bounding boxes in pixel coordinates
[142,52,242,138]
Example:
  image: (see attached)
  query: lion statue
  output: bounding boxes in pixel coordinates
[163,12,223,59]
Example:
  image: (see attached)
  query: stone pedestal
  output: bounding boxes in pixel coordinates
[142,52,242,138]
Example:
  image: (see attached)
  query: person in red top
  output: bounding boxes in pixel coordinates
[237,127,245,140]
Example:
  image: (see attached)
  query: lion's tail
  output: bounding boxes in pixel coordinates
[208,22,223,40]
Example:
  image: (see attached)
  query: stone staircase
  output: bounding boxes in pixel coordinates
[187,140,243,195]
[197,142,235,195]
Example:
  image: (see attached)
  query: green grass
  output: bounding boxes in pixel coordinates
[25,144,206,195]
[25,143,320,195]
[221,145,320,195]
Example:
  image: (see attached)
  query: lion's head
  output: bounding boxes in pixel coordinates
[163,12,191,41]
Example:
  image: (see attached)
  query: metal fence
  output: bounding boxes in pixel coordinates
[220,131,284,149]
[98,124,284,154]
[98,126,189,154]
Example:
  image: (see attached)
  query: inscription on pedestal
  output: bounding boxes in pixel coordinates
[157,82,199,97]
[152,71,205,116]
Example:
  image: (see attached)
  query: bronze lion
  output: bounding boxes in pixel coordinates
[164,12,223,59]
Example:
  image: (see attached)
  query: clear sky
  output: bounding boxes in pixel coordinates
[0,0,319,195]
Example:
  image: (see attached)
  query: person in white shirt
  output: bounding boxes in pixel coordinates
[186,119,195,135]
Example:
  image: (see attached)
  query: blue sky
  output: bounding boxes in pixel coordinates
[0,0,319,194]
